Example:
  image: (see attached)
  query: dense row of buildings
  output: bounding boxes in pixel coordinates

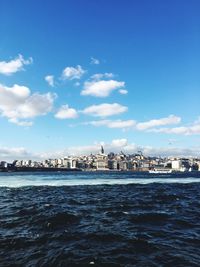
[1,146,200,172]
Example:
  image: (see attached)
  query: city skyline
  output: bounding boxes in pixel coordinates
[1,0,200,161]
[2,145,199,173]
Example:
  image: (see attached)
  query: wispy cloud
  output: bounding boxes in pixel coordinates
[61,65,85,80]
[136,115,181,130]
[79,114,200,136]
[0,146,34,161]
[119,89,128,95]
[8,119,33,127]
[77,114,180,131]
[55,105,78,119]
[82,103,128,117]
[90,57,100,65]
[45,75,54,87]
[84,119,136,129]
[0,54,33,75]
[74,81,80,87]
[150,123,200,135]
[0,84,56,126]
[90,73,114,80]
[81,79,125,97]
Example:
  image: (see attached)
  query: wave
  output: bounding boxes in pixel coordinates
[1,176,200,187]
[1,182,200,266]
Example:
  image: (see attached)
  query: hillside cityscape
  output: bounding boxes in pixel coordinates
[0,146,199,172]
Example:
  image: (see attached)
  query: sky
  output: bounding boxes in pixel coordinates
[0,0,200,160]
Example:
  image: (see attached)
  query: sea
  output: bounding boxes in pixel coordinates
[0,171,200,267]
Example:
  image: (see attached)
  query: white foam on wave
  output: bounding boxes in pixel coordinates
[0,177,200,187]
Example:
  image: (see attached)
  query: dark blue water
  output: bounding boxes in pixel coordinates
[0,172,200,266]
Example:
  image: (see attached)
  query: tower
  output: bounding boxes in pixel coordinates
[101,145,104,154]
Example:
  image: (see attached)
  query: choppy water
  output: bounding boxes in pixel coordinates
[0,172,200,266]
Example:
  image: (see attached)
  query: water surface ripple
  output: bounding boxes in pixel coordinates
[0,172,200,266]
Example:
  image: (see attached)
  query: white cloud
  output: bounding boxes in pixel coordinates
[8,118,33,127]
[82,103,128,117]
[55,105,78,119]
[45,75,54,87]
[0,54,33,75]
[81,79,125,97]
[119,89,128,95]
[111,139,128,147]
[0,84,56,126]
[141,146,200,157]
[85,119,136,129]
[90,73,114,80]
[82,114,200,136]
[90,57,100,65]
[150,124,200,135]
[136,115,181,130]
[74,82,80,87]
[134,116,200,136]
[0,146,35,161]
[62,65,85,80]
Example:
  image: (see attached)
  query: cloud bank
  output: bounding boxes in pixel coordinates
[2,139,200,162]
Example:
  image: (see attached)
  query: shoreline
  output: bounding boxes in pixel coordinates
[0,167,82,172]
[1,167,200,178]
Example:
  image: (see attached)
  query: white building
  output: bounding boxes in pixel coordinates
[171,159,182,170]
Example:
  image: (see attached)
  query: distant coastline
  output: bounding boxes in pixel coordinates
[1,146,200,173]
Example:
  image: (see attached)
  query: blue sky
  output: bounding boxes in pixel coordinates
[0,0,200,160]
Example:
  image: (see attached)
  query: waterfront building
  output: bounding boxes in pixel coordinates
[96,146,108,170]
[108,159,118,170]
[119,161,128,171]
[171,159,182,171]
[0,161,7,168]
[3,147,200,172]
[127,161,133,170]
